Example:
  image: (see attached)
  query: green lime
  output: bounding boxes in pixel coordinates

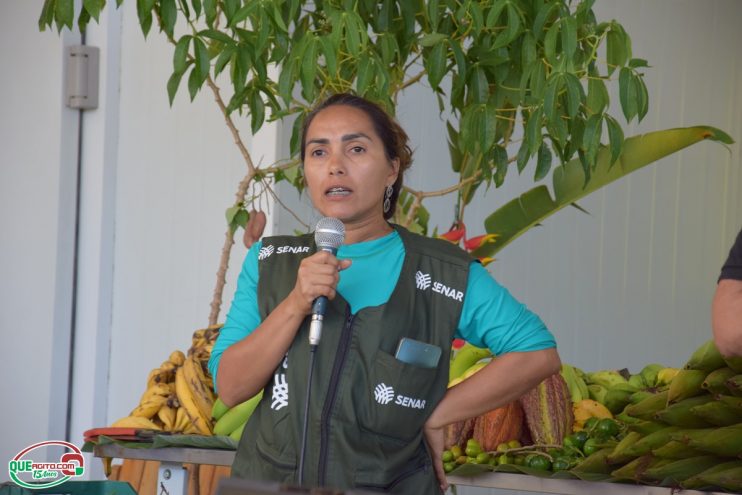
[528,455,552,471]
[584,417,599,432]
[441,450,454,463]
[574,430,589,448]
[562,435,579,450]
[582,438,601,456]
[496,442,510,453]
[498,454,513,465]
[450,445,463,458]
[465,444,482,457]
[513,455,525,465]
[552,458,571,471]
[466,438,482,449]
[596,418,620,438]
[488,456,498,466]
[443,461,456,473]
[507,439,522,449]
[475,452,491,464]
[466,456,477,464]
[455,455,468,465]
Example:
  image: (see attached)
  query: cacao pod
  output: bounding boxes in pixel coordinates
[472,401,524,452]
[443,417,476,450]
[518,372,573,445]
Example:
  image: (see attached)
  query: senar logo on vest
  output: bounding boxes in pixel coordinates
[373,383,426,409]
[258,245,275,260]
[276,245,310,254]
[414,271,463,302]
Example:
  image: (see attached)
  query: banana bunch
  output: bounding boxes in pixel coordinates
[110,324,223,435]
[212,390,264,441]
[560,363,590,403]
[448,342,492,385]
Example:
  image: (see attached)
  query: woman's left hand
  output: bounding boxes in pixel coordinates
[423,420,448,492]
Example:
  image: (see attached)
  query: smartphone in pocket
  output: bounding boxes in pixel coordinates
[394,337,442,369]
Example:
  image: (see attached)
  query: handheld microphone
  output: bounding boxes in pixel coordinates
[308,217,345,346]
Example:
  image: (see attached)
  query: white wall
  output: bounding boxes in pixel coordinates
[0,1,80,478]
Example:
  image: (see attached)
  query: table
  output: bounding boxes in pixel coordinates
[93,445,731,495]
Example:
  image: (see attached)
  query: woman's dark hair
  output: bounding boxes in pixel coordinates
[300,93,413,220]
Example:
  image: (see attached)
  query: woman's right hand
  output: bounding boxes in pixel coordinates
[287,251,352,315]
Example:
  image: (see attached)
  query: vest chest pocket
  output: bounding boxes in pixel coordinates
[359,350,440,441]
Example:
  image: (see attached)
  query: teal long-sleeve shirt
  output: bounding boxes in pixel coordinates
[209,230,556,387]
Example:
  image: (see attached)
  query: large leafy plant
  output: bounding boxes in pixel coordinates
[40,0,732,324]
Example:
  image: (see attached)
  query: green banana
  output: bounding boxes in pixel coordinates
[702,367,737,394]
[727,375,742,397]
[641,455,722,485]
[686,465,742,492]
[681,461,742,490]
[671,424,742,457]
[586,370,632,390]
[603,389,633,414]
[628,374,648,390]
[588,384,608,404]
[611,455,670,481]
[448,343,492,382]
[606,431,642,464]
[654,394,714,428]
[211,397,230,421]
[229,419,247,442]
[684,339,726,371]
[213,390,263,436]
[624,390,670,420]
[724,355,742,373]
[639,363,665,388]
[667,369,707,404]
[652,440,705,460]
[629,390,654,405]
[560,363,586,403]
[620,426,684,457]
[690,400,741,426]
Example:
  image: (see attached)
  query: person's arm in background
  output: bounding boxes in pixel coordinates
[425,262,561,491]
[712,228,742,357]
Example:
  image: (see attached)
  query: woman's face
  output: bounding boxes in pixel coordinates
[303,104,399,227]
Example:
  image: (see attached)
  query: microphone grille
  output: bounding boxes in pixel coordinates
[314,217,345,250]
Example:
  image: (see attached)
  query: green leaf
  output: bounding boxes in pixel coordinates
[167,63,189,105]
[533,0,559,40]
[39,0,55,31]
[629,58,649,69]
[618,67,637,122]
[468,66,489,104]
[159,0,177,37]
[419,32,447,47]
[606,23,628,75]
[82,0,105,22]
[493,3,521,49]
[563,72,585,118]
[187,66,201,101]
[270,3,288,33]
[485,0,507,28]
[356,53,374,95]
[475,126,734,257]
[587,76,608,115]
[225,205,240,225]
[203,0,217,28]
[55,0,74,31]
[290,111,306,157]
[447,39,467,78]
[636,74,649,121]
[604,114,624,166]
[526,107,544,155]
[136,0,155,37]
[493,145,508,187]
[77,4,91,32]
[300,36,319,98]
[543,73,563,122]
[535,142,553,181]
[278,60,296,106]
[479,104,498,154]
[544,20,559,64]
[173,35,191,75]
[425,42,447,89]
[193,37,210,82]
[178,0,191,19]
[199,29,234,45]
[427,0,440,31]
[223,0,240,24]
[249,91,265,134]
[319,36,338,77]
[560,16,577,58]
[516,139,531,173]
[582,113,603,166]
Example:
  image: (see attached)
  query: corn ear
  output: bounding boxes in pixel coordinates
[684,339,725,371]
[671,424,742,457]
[690,400,741,426]
[624,390,670,420]
[654,394,713,428]
[641,455,723,485]
[702,367,736,394]
[652,440,705,460]
[667,369,707,404]
[681,460,742,490]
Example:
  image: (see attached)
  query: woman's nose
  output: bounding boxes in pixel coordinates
[328,153,345,175]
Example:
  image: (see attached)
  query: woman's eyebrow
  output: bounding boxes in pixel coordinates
[342,132,372,142]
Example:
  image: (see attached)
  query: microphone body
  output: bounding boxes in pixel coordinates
[308,218,345,346]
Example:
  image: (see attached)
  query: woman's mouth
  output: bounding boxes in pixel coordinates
[325,186,352,197]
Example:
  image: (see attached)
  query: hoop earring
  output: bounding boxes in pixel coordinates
[383,185,394,214]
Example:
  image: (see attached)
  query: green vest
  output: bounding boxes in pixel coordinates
[232,225,471,493]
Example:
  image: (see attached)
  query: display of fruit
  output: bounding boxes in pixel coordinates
[108,325,221,435]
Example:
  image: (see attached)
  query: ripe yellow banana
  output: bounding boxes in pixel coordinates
[146,368,175,389]
[111,416,162,430]
[139,383,171,404]
[157,404,176,431]
[130,394,168,418]
[160,360,177,373]
[174,366,212,435]
[182,355,215,421]
[169,350,186,367]
[174,406,189,432]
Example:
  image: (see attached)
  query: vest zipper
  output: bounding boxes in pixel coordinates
[317,308,355,486]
